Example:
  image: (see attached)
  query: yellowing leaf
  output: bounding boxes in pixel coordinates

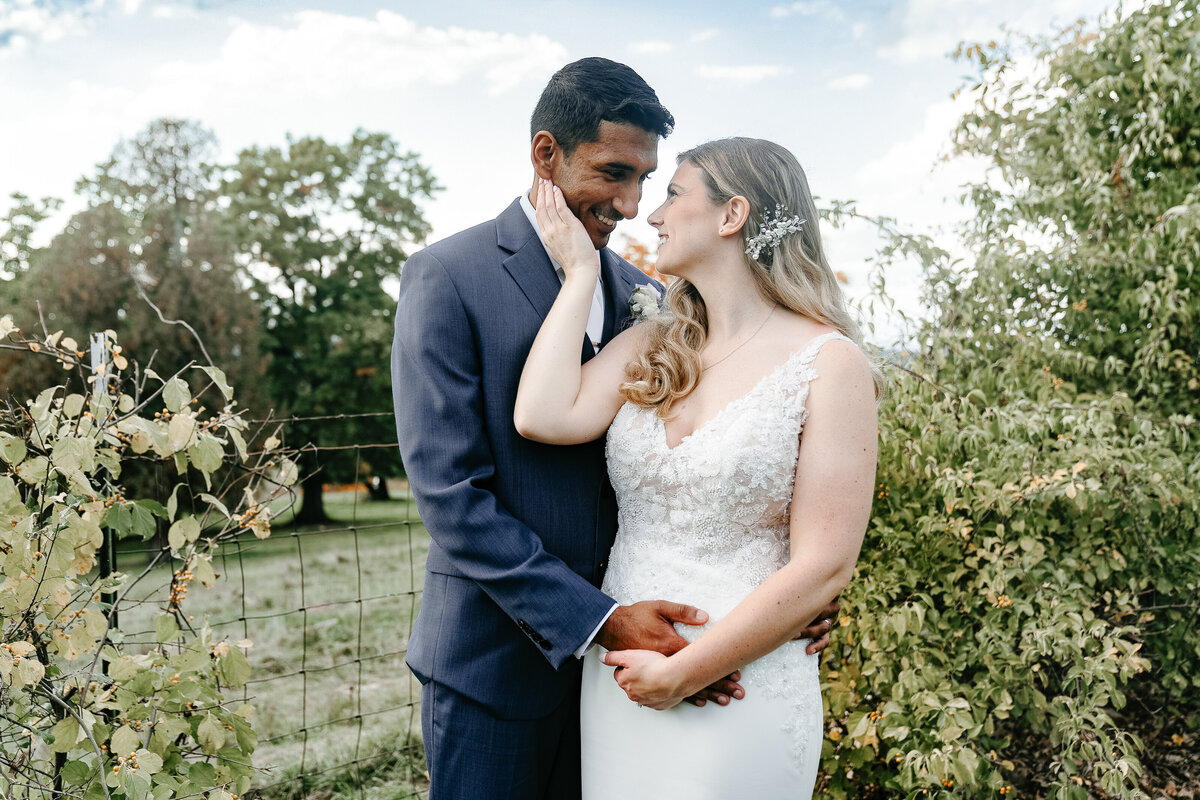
[192,555,217,588]
[168,414,197,451]
[168,517,200,551]
[17,656,45,687]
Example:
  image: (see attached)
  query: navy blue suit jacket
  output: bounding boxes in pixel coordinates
[392,199,651,719]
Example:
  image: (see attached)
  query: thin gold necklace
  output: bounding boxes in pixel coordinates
[701,303,778,372]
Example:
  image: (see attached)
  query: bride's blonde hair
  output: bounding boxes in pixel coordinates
[621,137,884,414]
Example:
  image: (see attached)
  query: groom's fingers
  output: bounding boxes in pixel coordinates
[805,631,831,656]
[657,601,709,627]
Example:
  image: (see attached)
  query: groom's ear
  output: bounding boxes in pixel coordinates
[718,196,751,238]
[531,131,561,180]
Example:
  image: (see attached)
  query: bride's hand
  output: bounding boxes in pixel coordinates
[535,178,600,280]
[602,649,685,711]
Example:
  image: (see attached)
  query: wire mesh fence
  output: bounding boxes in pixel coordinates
[110,411,429,800]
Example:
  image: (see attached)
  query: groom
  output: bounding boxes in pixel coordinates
[392,57,835,799]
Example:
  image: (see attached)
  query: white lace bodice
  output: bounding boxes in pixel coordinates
[602,331,851,687]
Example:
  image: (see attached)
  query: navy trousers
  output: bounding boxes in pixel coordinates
[421,675,583,800]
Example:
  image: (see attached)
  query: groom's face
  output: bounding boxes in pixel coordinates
[553,121,659,250]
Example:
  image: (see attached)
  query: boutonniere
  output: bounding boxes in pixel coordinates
[628,284,665,323]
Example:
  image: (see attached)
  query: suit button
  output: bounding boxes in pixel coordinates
[539,639,552,650]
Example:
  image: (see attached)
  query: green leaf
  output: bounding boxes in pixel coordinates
[107,656,141,682]
[49,716,81,753]
[196,714,225,754]
[166,484,182,521]
[61,760,92,786]
[188,435,224,477]
[129,501,158,541]
[155,614,181,644]
[199,493,230,520]
[163,378,190,413]
[63,393,85,418]
[168,517,200,551]
[134,748,163,775]
[220,646,251,688]
[0,432,26,466]
[110,724,141,759]
[199,366,233,401]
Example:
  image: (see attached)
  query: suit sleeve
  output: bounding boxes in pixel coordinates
[392,250,615,669]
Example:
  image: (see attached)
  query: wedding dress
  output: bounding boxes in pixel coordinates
[580,331,850,799]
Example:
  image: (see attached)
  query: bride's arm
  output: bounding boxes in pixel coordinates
[514,180,648,445]
[604,340,878,709]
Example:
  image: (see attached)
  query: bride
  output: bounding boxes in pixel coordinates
[514,137,880,798]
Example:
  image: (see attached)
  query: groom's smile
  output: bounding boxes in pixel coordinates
[550,120,659,249]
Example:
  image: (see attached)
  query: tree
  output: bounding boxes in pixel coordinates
[950,2,1200,415]
[1,120,266,416]
[816,3,1200,797]
[222,130,439,524]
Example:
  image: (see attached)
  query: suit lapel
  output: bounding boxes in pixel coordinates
[498,199,563,324]
[497,198,602,363]
[600,249,641,345]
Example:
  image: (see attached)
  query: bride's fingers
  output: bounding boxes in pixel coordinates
[548,185,572,232]
[535,180,552,230]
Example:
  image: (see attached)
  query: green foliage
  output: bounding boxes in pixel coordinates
[819,3,1200,797]
[821,333,1196,798]
[951,0,1200,416]
[222,130,440,517]
[1,120,267,417]
[0,318,296,800]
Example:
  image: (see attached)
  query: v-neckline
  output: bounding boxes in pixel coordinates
[658,331,840,452]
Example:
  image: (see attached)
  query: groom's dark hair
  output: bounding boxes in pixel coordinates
[531,57,674,156]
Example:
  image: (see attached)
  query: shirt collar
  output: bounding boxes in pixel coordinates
[518,191,563,274]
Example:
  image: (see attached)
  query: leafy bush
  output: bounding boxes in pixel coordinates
[819,3,1200,795]
[0,316,296,800]
[820,330,1197,798]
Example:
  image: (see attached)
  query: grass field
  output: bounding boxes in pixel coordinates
[114,487,431,799]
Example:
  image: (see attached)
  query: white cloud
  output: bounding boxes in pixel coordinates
[163,10,568,99]
[696,64,792,83]
[150,3,198,19]
[877,0,1114,63]
[834,92,989,330]
[0,0,102,51]
[689,28,719,44]
[770,2,821,18]
[0,9,572,246]
[829,73,872,90]
[0,0,149,51]
[629,40,672,54]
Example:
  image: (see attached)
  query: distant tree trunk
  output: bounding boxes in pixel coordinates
[367,476,391,501]
[292,455,329,526]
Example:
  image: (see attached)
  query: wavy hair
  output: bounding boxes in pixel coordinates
[622,137,884,414]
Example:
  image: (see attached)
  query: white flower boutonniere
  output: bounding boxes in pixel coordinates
[628,285,665,323]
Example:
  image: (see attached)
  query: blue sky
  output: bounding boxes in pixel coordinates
[0,0,1119,338]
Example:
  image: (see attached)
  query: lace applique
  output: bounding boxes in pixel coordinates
[603,331,851,769]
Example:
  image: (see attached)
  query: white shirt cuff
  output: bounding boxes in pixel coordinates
[574,602,618,659]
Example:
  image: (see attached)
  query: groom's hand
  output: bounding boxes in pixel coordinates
[798,597,842,655]
[596,601,745,708]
